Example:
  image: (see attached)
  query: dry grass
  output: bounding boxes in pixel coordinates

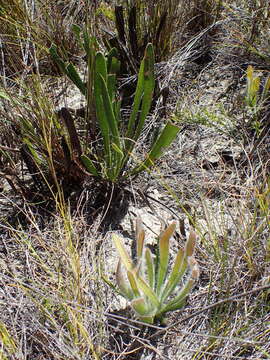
[1,0,270,359]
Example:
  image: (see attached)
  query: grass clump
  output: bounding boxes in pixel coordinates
[0,0,87,79]
[0,207,107,359]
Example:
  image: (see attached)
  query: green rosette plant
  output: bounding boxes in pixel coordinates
[50,30,180,183]
[0,27,179,199]
[109,218,200,324]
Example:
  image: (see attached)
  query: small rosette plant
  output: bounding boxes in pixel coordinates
[110,218,200,324]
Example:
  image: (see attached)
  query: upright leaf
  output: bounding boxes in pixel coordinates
[160,247,186,303]
[145,247,155,289]
[112,234,134,271]
[116,260,133,300]
[133,43,155,141]
[185,231,196,257]
[125,45,147,144]
[107,48,119,73]
[127,270,140,298]
[136,275,160,307]
[98,74,123,179]
[94,53,110,163]
[156,223,176,295]
[136,217,145,259]
[131,122,180,175]
[49,44,66,74]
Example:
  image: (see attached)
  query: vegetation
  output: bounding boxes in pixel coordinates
[107,218,199,324]
[50,39,179,183]
[0,0,269,359]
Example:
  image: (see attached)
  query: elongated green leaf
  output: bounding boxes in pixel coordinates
[98,74,120,143]
[148,122,180,160]
[0,91,31,111]
[246,65,253,85]
[72,24,81,36]
[98,73,123,179]
[131,122,180,174]
[23,140,42,165]
[136,217,145,259]
[136,275,160,307]
[112,234,134,271]
[124,44,155,163]
[94,53,110,163]
[161,233,197,302]
[156,223,176,295]
[49,44,66,74]
[160,276,195,314]
[246,65,260,107]
[0,91,11,101]
[127,270,140,298]
[83,29,91,57]
[161,258,199,314]
[66,63,86,96]
[107,74,117,103]
[114,99,121,123]
[145,247,155,289]
[111,142,124,156]
[95,52,107,86]
[125,45,146,143]
[160,247,186,303]
[102,275,124,297]
[185,231,196,257]
[80,154,99,176]
[107,48,119,73]
[83,30,99,60]
[50,45,87,98]
[0,321,17,354]
[21,118,36,136]
[161,297,187,314]
[94,53,118,178]
[133,43,155,141]
[116,260,134,300]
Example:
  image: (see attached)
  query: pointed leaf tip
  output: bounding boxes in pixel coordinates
[188,257,200,280]
[185,231,196,257]
[112,234,134,270]
[136,217,145,259]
